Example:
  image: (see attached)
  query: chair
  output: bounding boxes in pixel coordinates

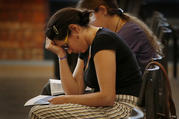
[155,20,170,37]
[158,26,172,72]
[137,61,177,119]
[152,54,163,62]
[150,11,178,77]
[126,55,163,119]
[125,65,160,119]
[150,11,166,34]
[170,26,178,78]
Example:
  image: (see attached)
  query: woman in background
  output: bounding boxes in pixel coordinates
[28,7,142,119]
[77,0,162,73]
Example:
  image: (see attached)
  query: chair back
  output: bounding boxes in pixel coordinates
[137,61,177,119]
[158,27,172,72]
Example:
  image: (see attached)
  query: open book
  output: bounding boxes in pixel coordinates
[24,95,54,106]
[24,79,64,106]
[49,79,64,96]
[24,79,92,106]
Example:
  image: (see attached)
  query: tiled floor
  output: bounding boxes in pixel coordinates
[0,61,54,119]
[0,78,47,119]
[0,61,178,119]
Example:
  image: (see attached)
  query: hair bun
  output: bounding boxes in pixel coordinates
[118,8,123,14]
[79,10,92,26]
[110,8,124,16]
[81,10,91,17]
[116,8,124,16]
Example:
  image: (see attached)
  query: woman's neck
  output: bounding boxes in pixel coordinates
[85,25,100,45]
[106,15,126,32]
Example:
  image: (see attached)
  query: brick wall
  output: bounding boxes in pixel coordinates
[0,0,48,60]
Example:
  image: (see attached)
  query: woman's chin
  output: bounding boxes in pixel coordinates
[72,50,80,54]
[81,49,87,53]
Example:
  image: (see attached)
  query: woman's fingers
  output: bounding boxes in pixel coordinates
[45,37,54,50]
[45,37,66,56]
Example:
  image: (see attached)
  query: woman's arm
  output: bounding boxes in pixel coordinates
[60,58,85,95]
[49,50,116,106]
[73,58,86,94]
[45,38,85,95]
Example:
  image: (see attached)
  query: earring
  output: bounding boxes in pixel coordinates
[77,35,79,39]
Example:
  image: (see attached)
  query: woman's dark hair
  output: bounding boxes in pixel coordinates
[45,7,93,40]
[77,0,123,17]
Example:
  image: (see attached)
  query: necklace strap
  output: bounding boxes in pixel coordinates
[115,18,121,32]
[115,17,126,32]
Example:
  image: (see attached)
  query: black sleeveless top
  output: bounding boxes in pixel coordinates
[79,28,142,97]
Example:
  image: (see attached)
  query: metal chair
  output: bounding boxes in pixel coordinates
[124,64,160,119]
[150,11,178,77]
[150,11,166,34]
[138,64,161,118]
[158,26,172,73]
[137,61,177,119]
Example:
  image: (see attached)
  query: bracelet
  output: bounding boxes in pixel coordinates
[58,55,67,61]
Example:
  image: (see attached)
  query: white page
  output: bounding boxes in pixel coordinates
[24,95,54,106]
[49,79,64,96]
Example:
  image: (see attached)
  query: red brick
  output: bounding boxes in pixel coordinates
[0,0,47,60]
[33,12,46,23]
[0,30,8,41]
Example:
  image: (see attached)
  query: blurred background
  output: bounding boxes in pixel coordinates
[0,0,178,119]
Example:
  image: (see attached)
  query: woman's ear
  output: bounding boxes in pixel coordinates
[98,5,108,16]
[68,24,80,34]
